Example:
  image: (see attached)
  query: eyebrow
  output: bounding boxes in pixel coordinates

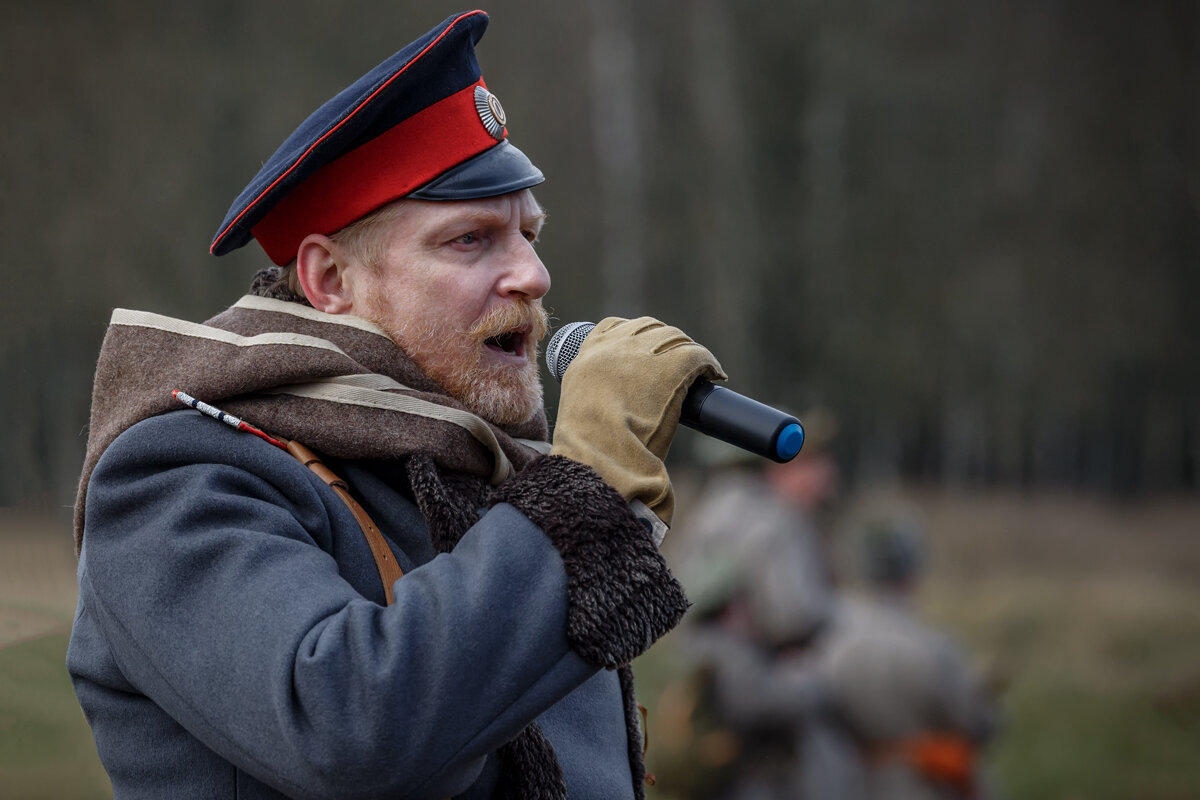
[444,207,548,231]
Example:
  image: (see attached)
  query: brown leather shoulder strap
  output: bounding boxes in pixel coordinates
[283,439,405,605]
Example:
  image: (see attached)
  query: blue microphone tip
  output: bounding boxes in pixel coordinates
[775,423,805,461]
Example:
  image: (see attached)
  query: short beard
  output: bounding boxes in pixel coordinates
[365,295,549,427]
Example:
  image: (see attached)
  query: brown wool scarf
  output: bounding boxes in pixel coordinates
[74,290,550,552]
[73,286,610,798]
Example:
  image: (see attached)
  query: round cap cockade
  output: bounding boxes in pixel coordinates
[210,10,544,266]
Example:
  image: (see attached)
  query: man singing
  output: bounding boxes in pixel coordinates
[68,10,723,799]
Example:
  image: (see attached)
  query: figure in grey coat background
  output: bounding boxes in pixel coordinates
[814,511,1001,800]
[667,412,858,799]
[669,421,998,800]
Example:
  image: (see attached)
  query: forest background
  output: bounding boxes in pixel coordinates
[1,1,1197,798]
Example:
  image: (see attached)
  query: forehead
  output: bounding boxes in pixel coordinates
[405,190,545,230]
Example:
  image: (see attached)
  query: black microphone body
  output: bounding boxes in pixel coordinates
[546,321,805,463]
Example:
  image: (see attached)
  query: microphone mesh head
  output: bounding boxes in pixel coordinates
[545,321,595,381]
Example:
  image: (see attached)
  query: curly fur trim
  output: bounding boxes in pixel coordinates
[405,452,490,554]
[406,452,671,795]
[405,452,567,799]
[490,455,690,669]
[497,722,568,800]
[248,266,312,306]
[619,665,649,799]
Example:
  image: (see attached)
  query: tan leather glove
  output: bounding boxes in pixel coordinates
[550,316,726,525]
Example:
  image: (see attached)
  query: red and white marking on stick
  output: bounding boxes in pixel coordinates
[171,390,288,450]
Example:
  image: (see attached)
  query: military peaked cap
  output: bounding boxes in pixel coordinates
[211,10,544,265]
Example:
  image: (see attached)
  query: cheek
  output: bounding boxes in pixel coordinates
[366,259,499,333]
[436,275,499,327]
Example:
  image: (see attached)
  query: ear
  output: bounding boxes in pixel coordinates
[296,234,353,313]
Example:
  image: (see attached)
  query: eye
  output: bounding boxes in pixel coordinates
[522,229,538,244]
[454,231,480,246]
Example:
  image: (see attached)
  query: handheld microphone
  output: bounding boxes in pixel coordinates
[546,321,805,463]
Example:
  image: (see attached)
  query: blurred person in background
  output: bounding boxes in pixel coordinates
[65,10,723,799]
[814,511,1001,799]
[665,410,860,799]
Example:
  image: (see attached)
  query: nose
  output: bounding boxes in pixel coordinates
[498,237,551,300]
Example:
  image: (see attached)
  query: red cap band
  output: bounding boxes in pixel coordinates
[252,78,502,265]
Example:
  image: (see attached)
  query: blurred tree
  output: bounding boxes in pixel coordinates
[2,0,1196,509]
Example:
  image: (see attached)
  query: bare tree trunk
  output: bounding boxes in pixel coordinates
[586,0,648,317]
[686,0,765,391]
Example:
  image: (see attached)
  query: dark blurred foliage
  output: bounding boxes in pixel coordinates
[2,0,1197,509]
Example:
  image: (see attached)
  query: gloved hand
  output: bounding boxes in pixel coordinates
[550,316,726,525]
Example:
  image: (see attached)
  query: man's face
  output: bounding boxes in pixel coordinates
[769,452,840,512]
[348,190,551,426]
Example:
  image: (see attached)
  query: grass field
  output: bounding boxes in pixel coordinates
[912,489,1200,800]
[2,488,1199,799]
[0,508,110,799]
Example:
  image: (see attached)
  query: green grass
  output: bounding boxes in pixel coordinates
[0,632,111,799]
[977,590,1200,800]
[994,684,1200,800]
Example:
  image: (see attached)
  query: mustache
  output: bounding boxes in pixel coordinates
[469,299,549,344]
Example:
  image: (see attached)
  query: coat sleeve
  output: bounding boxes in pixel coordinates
[75,412,681,799]
[489,454,690,669]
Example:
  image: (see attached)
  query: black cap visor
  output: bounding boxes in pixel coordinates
[408,140,544,200]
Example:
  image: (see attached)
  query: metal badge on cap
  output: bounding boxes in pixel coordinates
[475,86,507,140]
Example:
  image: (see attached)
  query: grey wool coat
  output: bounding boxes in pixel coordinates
[69,412,683,799]
[68,296,690,800]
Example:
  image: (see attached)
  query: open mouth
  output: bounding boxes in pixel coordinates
[484,326,529,358]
